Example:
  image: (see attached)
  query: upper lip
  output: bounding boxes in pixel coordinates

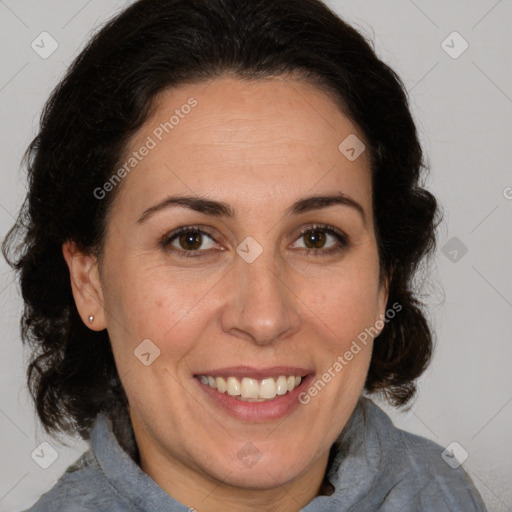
[195,366,313,380]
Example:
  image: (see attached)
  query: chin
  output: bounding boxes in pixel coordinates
[204,446,315,490]
[217,463,303,490]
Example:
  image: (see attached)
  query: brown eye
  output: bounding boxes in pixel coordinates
[290,225,349,255]
[178,231,203,250]
[163,228,217,254]
[303,230,327,249]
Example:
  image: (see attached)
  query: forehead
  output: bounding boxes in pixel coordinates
[113,76,372,218]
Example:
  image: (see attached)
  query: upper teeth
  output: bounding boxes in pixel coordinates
[199,375,303,401]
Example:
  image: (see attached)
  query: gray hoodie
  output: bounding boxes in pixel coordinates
[24,397,487,511]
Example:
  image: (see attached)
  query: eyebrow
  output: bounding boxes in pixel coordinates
[137,192,366,225]
[137,196,234,223]
[287,193,366,225]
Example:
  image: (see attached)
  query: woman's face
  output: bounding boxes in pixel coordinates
[81,76,388,500]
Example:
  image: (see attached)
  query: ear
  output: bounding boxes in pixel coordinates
[62,241,106,331]
[378,275,390,316]
[375,273,391,337]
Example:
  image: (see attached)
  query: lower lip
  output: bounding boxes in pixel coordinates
[196,375,314,422]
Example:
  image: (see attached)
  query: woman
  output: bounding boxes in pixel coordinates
[3,0,487,510]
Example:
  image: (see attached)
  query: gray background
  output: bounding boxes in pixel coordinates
[0,0,511,510]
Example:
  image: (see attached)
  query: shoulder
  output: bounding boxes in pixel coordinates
[358,398,488,511]
[22,451,129,512]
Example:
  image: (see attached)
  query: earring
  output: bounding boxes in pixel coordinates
[88,315,94,324]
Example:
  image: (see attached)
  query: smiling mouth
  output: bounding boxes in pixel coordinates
[197,375,304,402]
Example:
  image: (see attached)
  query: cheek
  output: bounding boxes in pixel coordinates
[299,266,382,338]
[104,269,218,359]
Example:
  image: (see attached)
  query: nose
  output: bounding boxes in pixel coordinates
[220,251,301,346]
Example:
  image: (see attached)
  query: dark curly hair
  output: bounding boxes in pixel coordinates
[3,0,441,439]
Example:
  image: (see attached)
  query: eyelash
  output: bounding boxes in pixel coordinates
[161,224,349,259]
